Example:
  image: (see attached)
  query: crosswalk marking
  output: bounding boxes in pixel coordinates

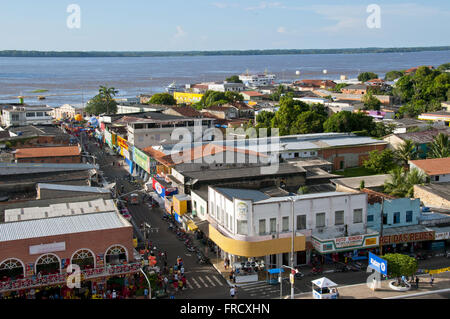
[198,276,208,288]
[190,277,202,289]
[212,276,224,286]
[205,276,216,287]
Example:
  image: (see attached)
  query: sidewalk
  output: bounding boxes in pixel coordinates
[296,272,450,299]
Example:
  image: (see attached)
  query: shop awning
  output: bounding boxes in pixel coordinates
[312,277,338,288]
[186,220,198,231]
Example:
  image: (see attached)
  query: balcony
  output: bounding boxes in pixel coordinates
[0,263,141,293]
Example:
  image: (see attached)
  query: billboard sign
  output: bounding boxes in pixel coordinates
[368,252,387,276]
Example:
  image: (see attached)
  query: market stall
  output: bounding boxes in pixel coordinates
[311,277,339,299]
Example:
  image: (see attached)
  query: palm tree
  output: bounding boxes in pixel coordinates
[98,86,119,114]
[384,167,426,198]
[405,168,426,197]
[428,133,450,158]
[395,139,419,167]
[384,167,407,197]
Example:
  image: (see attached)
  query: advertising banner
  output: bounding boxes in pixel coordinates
[117,136,128,151]
[380,231,435,245]
[134,147,150,173]
[368,252,388,276]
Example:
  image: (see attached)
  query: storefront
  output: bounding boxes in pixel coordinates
[152,176,178,199]
[311,232,379,263]
[133,147,151,182]
[427,226,450,253]
[379,225,435,254]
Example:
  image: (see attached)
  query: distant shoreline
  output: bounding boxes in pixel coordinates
[1,46,450,58]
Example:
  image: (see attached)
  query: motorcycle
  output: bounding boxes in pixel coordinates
[309,266,323,276]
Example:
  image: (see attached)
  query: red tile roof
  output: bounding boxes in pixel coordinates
[15,145,81,159]
[243,91,265,97]
[410,157,450,176]
[167,106,203,118]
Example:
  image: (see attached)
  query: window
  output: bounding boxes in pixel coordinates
[393,212,400,224]
[335,211,344,225]
[200,206,205,216]
[225,213,229,228]
[353,209,363,224]
[216,205,220,220]
[259,219,266,235]
[270,218,277,233]
[297,215,306,230]
[435,176,440,182]
[367,215,374,222]
[316,213,325,228]
[282,217,289,232]
[383,214,388,225]
[406,211,413,223]
[237,220,247,235]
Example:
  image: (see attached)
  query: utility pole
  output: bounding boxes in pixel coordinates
[379,197,385,256]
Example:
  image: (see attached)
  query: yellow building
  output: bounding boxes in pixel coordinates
[174,92,204,105]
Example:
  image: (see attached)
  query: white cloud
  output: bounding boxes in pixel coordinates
[174,26,187,38]
[277,26,286,33]
[245,1,286,11]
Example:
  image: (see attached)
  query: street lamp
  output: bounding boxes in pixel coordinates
[139,268,152,299]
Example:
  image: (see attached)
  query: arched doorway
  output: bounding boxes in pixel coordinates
[0,259,25,280]
[105,245,128,265]
[35,254,61,275]
[71,249,95,270]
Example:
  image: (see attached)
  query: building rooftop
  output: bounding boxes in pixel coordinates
[164,106,203,118]
[213,187,270,202]
[410,157,450,176]
[415,182,450,202]
[37,183,110,194]
[0,163,97,176]
[0,211,129,243]
[255,191,361,205]
[15,145,81,159]
[331,174,390,190]
[391,128,450,144]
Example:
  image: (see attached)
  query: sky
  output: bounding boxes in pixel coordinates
[0,0,449,51]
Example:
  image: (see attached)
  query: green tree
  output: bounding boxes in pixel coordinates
[358,72,378,82]
[270,85,294,101]
[359,180,365,190]
[224,91,244,103]
[148,93,177,105]
[330,83,349,93]
[385,70,405,81]
[384,168,426,198]
[255,111,275,128]
[271,98,309,135]
[382,254,418,282]
[437,62,450,72]
[362,91,381,110]
[370,122,396,138]
[226,75,243,83]
[323,111,375,134]
[363,149,396,174]
[290,111,327,134]
[395,139,419,167]
[398,100,427,118]
[85,86,118,115]
[428,133,450,158]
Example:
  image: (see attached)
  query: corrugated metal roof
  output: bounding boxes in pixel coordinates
[0,212,130,242]
[256,191,359,204]
[214,187,270,202]
[37,183,110,193]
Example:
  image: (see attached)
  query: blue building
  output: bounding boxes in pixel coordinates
[365,190,421,230]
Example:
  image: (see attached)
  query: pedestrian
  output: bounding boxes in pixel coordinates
[112,290,117,299]
[144,288,148,299]
[224,259,228,270]
[163,277,168,292]
[181,276,187,289]
[229,270,234,282]
[430,274,434,287]
[180,266,185,276]
[415,276,420,288]
[178,279,183,291]
[174,273,178,281]
[230,286,237,299]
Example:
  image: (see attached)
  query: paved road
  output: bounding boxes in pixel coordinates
[84,137,231,299]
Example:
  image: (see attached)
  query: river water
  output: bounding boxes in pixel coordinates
[0,50,449,106]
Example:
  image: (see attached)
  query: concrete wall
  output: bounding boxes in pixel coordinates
[17,156,81,164]
[366,198,421,230]
[37,189,111,201]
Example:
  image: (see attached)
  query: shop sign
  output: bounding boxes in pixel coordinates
[134,147,150,173]
[435,232,450,241]
[117,136,128,151]
[368,252,388,276]
[365,237,378,246]
[29,242,66,255]
[334,235,364,249]
[380,231,435,245]
[104,130,112,147]
[236,201,249,220]
[121,147,130,160]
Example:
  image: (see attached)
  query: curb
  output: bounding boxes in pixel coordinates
[383,288,450,299]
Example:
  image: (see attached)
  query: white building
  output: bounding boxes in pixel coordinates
[208,82,245,92]
[206,187,376,268]
[52,104,86,120]
[1,105,53,127]
[239,73,276,88]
